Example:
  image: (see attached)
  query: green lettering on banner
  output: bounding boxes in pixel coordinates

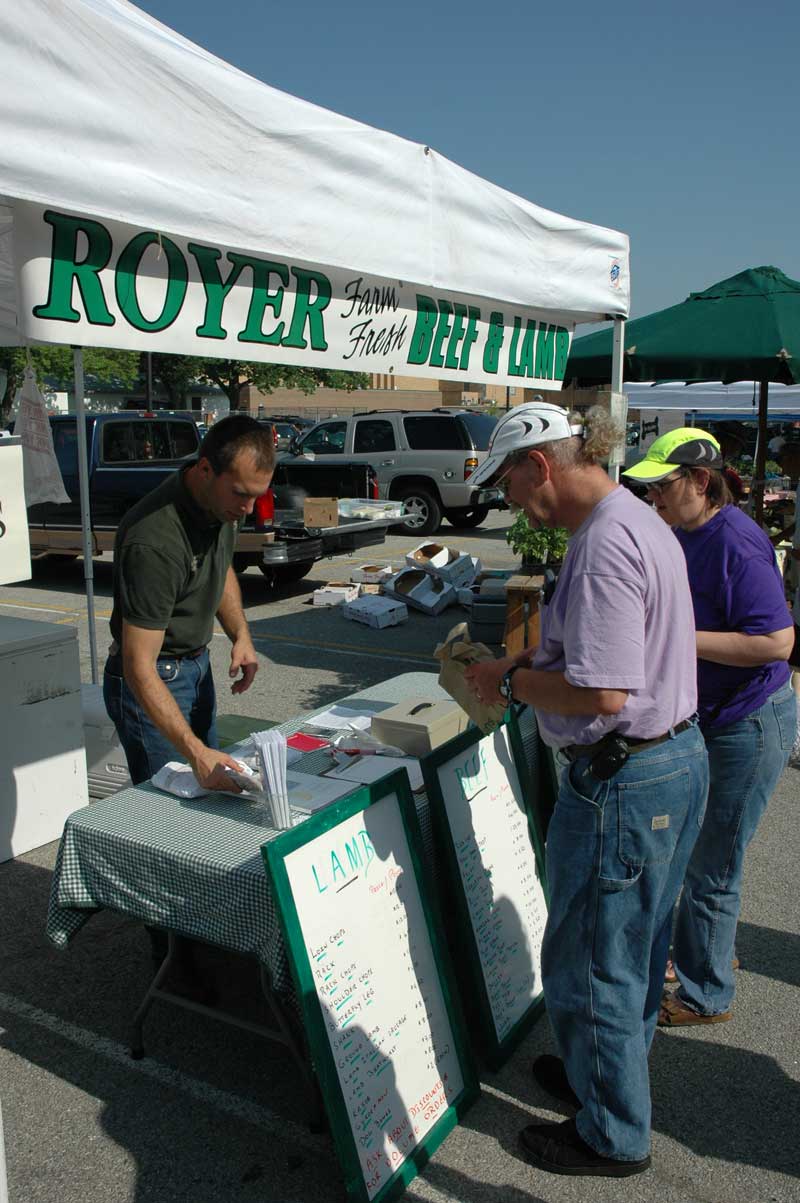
[534,324,555,380]
[518,319,537,377]
[32,210,115,326]
[482,311,504,374]
[282,268,331,350]
[460,306,480,370]
[115,232,188,332]
[554,327,570,379]
[444,302,467,370]
[428,300,453,369]
[344,838,363,873]
[507,316,523,377]
[190,244,247,339]
[407,294,438,364]
[235,255,291,346]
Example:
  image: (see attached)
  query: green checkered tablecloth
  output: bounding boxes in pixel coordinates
[46,673,540,994]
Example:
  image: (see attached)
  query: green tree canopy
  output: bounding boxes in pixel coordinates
[0,346,140,416]
[150,355,369,409]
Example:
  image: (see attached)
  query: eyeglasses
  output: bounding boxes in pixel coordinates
[494,456,526,497]
[646,471,687,498]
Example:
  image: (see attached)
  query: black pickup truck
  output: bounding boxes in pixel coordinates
[26,412,397,587]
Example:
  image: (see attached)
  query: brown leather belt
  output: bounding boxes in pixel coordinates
[562,719,693,763]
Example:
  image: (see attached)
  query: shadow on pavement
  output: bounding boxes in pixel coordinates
[734,920,800,989]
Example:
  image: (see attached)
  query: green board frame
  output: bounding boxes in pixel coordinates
[262,769,479,1203]
[420,711,549,1070]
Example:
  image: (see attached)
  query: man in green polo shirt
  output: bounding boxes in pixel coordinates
[104,414,275,792]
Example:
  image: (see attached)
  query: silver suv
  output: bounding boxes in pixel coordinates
[286,409,501,534]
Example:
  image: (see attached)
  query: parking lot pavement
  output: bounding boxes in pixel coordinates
[2,508,799,1202]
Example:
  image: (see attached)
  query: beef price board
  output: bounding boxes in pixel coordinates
[263,770,478,1203]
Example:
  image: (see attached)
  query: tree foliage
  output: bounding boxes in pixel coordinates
[0,346,139,416]
[150,355,369,409]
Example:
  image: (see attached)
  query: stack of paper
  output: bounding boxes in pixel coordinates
[253,730,291,828]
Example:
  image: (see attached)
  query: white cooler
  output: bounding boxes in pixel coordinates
[0,617,88,861]
[81,684,132,800]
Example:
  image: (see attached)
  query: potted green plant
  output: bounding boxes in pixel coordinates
[505,511,569,572]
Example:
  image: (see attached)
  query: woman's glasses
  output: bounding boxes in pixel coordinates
[646,471,687,498]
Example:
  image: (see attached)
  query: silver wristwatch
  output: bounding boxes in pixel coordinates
[499,664,522,703]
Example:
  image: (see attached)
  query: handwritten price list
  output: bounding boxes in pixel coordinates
[284,795,464,1201]
[438,728,546,1042]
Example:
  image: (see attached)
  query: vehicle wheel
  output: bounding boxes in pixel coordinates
[445,506,490,529]
[258,561,314,588]
[397,487,442,535]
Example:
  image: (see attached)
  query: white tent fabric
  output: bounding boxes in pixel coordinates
[0,0,629,384]
[625,381,800,413]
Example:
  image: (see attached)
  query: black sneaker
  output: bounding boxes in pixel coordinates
[519,1118,651,1178]
[531,1054,580,1108]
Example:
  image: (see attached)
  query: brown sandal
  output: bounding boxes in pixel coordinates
[658,992,732,1027]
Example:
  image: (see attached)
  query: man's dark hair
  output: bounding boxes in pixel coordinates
[199,414,275,475]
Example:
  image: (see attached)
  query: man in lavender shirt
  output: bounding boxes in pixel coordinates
[466,402,708,1179]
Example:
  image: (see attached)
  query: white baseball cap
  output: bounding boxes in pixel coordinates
[470,402,584,488]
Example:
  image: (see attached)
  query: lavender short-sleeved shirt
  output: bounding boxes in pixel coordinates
[532,487,698,749]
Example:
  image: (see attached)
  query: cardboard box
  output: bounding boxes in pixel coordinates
[405,541,481,587]
[358,582,383,596]
[383,567,457,615]
[303,497,338,528]
[312,582,359,606]
[351,563,394,584]
[370,696,469,757]
[342,596,408,628]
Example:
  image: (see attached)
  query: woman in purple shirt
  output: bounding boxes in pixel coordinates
[625,428,796,1026]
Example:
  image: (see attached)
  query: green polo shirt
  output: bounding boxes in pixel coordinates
[110,467,236,656]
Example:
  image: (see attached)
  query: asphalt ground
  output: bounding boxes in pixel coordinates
[1,509,799,1203]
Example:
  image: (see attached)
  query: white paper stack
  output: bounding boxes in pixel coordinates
[253,730,291,828]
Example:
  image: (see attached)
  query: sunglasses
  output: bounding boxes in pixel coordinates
[494,454,530,497]
[646,470,687,498]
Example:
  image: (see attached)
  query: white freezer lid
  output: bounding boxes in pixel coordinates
[0,615,79,657]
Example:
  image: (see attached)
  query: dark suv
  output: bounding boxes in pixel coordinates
[287,409,501,534]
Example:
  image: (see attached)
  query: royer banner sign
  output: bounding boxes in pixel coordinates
[16,203,573,390]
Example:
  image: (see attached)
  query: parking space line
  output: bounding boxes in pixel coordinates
[0,990,321,1150]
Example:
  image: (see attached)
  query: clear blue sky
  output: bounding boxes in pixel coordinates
[139,0,799,321]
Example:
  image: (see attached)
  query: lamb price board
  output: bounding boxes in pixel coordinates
[263,770,477,1203]
[422,714,549,1068]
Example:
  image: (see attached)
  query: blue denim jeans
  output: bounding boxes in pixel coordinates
[673,681,796,1016]
[542,723,708,1161]
[103,650,217,785]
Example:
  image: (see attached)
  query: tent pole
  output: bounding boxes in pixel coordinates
[73,346,99,685]
[754,380,768,528]
[609,317,626,482]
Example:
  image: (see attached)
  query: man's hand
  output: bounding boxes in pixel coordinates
[229,635,259,694]
[464,658,509,706]
[190,745,248,792]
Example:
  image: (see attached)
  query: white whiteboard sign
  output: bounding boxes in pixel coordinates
[277,789,471,1201]
[430,724,547,1058]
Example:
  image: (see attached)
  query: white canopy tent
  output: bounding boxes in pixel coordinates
[625,381,800,414]
[0,0,630,679]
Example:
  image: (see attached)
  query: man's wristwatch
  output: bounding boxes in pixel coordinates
[498,664,522,703]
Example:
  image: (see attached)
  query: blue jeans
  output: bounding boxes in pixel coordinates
[103,650,217,785]
[542,724,708,1161]
[673,682,796,1015]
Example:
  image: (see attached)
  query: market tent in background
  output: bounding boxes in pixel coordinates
[624,380,800,413]
[565,266,800,522]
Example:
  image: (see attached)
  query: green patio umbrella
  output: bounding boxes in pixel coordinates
[566,266,800,522]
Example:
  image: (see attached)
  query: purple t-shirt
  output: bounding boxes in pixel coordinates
[674,505,791,728]
[532,487,697,749]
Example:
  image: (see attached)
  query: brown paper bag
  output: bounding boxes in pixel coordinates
[434,622,507,734]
